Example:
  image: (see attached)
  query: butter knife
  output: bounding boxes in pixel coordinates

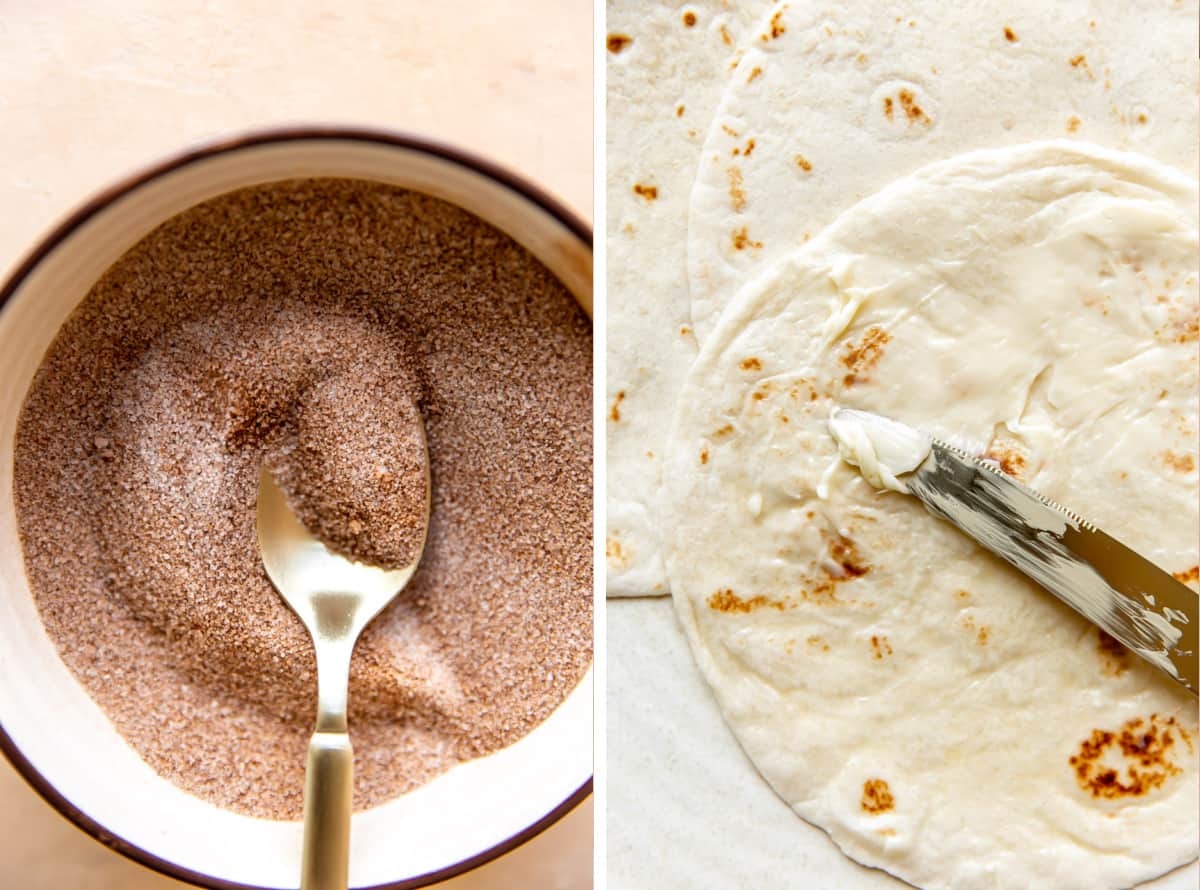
[830,409,1198,695]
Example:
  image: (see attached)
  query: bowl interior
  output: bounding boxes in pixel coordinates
[0,134,592,889]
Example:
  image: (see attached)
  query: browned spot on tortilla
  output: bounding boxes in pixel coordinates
[761,8,786,41]
[747,66,763,83]
[1161,451,1196,473]
[1098,629,1130,676]
[680,325,692,337]
[719,24,733,46]
[676,104,685,117]
[1136,112,1148,125]
[1069,715,1184,799]
[712,424,734,439]
[682,10,696,27]
[742,138,756,157]
[728,167,746,212]
[1004,26,1017,42]
[861,779,894,814]
[1173,566,1199,588]
[607,34,632,54]
[1066,115,1082,133]
[707,588,787,613]
[870,635,893,659]
[605,536,625,564]
[609,390,625,422]
[1069,54,1095,79]
[826,534,870,578]
[795,154,812,172]
[897,89,931,126]
[856,52,869,67]
[633,183,658,201]
[883,96,894,120]
[955,589,971,600]
[739,357,762,371]
[807,634,831,652]
[976,626,990,646]
[732,227,763,250]
[984,441,1027,478]
[700,448,709,465]
[722,124,740,138]
[840,325,891,386]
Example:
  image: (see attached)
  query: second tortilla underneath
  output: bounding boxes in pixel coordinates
[663,141,1199,890]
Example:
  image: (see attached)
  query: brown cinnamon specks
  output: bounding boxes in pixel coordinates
[13,180,592,820]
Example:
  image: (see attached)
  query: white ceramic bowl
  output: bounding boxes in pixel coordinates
[0,127,593,889]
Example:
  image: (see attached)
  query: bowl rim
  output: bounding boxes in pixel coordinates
[0,124,593,890]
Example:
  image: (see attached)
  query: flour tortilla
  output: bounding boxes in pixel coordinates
[687,0,1200,342]
[605,0,770,596]
[663,142,1199,890]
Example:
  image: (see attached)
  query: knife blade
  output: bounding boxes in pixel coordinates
[904,437,1197,695]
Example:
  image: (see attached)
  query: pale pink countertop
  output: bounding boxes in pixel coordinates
[0,1,592,887]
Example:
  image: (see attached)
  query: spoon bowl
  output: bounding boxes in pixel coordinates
[257,454,430,890]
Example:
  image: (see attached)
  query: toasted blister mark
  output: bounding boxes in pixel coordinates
[869,635,893,659]
[1097,629,1130,676]
[682,10,696,27]
[1069,54,1095,79]
[606,535,627,568]
[807,634,831,653]
[1160,451,1196,473]
[727,166,746,212]
[825,533,870,579]
[1066,115,1082,134]
[1069,715,1185,799]
[984,426,1029,479]
[732,227,763,250]
[1172,566,1199,589]
[747,65,763,83]
[606,33,632,54]
[861,779,894,814]
[760,7,787,41]
[739,357,762,371]
[609,390,625,422]
[707,588,788,613]
[795,153,813,172]
[1004,26,1018,42]
[632,183,658,201]
[840,325,891,387]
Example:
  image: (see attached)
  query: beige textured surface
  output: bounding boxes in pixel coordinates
[0,0,591,887]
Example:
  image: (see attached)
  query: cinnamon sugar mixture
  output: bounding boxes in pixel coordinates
[13,179,592,820]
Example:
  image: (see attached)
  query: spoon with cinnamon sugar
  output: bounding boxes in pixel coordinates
[256,431,430,890]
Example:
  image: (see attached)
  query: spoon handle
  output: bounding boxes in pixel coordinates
[301,731,353,890]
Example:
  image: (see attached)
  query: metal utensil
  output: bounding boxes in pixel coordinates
[905,437,1198,695]
[257,458,430,890]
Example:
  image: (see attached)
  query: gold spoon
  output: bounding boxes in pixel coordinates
[256,456,430,890]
